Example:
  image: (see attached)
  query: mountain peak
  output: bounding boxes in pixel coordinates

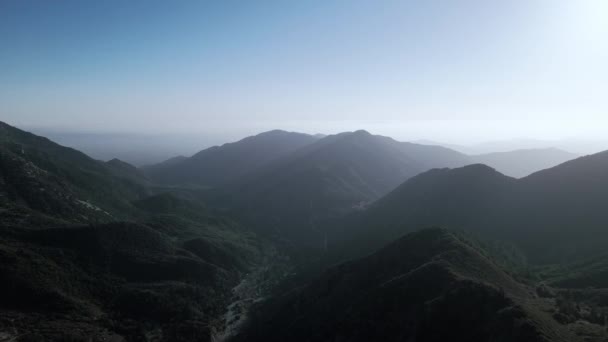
[458,163,501,174]
[407,163,506,182]
[143,129,318,186]
[255,129,316,139]
[352,129,371,136]
[256,129,290,136]
[107,157,129,165]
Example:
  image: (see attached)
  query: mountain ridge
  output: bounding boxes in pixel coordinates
[219,130,472,249]
[236,228,575,342]
[472,148,578,178]
[338,151,608,263]
[142,129,319,187]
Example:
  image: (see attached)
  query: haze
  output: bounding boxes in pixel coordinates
[6,2,608,340]
[1,0,607,163]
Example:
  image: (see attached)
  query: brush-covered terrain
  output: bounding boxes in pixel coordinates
[0,122,269,341]
[2,121,608,342]
[235,228,586,342]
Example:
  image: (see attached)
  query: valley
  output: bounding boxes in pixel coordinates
[1,121,607,341]
[4,1,606,340]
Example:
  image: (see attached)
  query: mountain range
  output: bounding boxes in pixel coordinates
[336,150,608,264]
[2,120,608,342]
[471,148,578,178]
[142,130,319,187]
[217,130,472,248]
[142,129,576,249]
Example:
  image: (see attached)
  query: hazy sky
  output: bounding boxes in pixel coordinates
[1,0,607,144]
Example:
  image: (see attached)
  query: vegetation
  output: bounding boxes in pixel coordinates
[0,122,268,341]
[335,154,608,264]
[215,130,471,250]
[4,121,608,341]
[235,229,576,342]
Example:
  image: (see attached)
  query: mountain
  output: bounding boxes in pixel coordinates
[142,130,319,187]
[236,228,580,342]
[0,121,149,222]
[6,122,608,341]
[336,164,515,257]
[222,130,472,249]
[471,148,578,178]
[338,151,608,263]
[150,155,187,167]
[508,151,608,261]
[0,219,261,341]
[28,130,226,167]
[458,138,608,156]
[105,158,149,183]
[0,122,269,341]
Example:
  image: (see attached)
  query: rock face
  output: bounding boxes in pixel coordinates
[236,228,574,342]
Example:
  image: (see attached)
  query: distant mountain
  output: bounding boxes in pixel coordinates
[142,130,319,187]
[148,154,187,167]
[338,151,608,263]
[236,228,575,342]
[471,148,578,178]
[27,130,228,166]
[223,130,472,248]
[442,138,608,156]
[105,158,149,183]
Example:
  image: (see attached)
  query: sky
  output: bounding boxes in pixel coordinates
[1,0,608,146]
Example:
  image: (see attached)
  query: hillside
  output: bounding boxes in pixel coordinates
[222,130,472,249]
[142,130,318,187]
[472,148,578,178]
[6,122,608,341]
[0,220,258,341]
[338,151,608,263]
[105,158,149,184]
[0,123,268,341]
[508,151,608,261]
[335,164,515,257]
[0,121,148,222]
[236,228,581,342]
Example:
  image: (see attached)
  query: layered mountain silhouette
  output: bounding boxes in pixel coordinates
[339,151,608,263]
[221,130,471,248]
[4,120,608,342]
[105,157,149,183]
[472,148,578,178]
[142,130,319,186]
